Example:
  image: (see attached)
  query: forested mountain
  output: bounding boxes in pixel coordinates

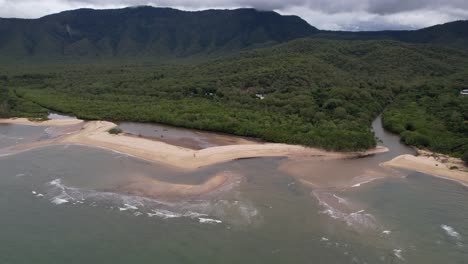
[0,7,316,61]
[0,6,468,62]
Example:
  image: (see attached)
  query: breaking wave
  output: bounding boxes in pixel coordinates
[43,178,259,225]
[441,225,461,240]
[313,191,379,231]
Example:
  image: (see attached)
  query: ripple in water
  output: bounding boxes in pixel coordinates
[313,191,380,232]
[43,178,260,226]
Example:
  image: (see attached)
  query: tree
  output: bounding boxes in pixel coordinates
[462,150,468,165]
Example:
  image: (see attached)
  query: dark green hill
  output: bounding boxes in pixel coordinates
[0,7,317,62]
[1,6,468,63]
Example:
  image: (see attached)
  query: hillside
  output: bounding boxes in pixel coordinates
[1,7,468,63]
[2,39,466,153]
[318,20,468,48]
[0,7,316,62]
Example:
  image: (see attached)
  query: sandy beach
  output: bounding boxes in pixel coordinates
[0,118,84,126]
[382,154,468,186]
[9,120,388,170]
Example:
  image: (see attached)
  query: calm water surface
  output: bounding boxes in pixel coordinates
[0,118,467,263]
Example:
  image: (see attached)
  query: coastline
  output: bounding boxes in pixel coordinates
[0,118,84,127]
[3,119,388,170]
[381,154,468,187]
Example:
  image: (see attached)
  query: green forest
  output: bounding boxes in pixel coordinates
[0,38,467,156]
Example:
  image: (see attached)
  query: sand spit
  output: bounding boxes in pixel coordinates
[382,154,468,186]
[12,121,388,170]
[0,118,83,126]
[113,172,241,199]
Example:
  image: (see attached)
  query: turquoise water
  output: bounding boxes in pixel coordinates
[0,122,467,263]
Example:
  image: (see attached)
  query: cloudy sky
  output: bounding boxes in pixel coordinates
[1,0,468,31]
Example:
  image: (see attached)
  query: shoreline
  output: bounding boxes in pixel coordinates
[381,154,468,187]
[3,119,389,170]
[0,118,84,126]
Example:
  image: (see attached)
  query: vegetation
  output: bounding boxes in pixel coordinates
[1,7,467,64]
[0,7,316,63]
[109,127,123,135]
[462,150,468,165]
[382,72,468,157]
[2,38,467,154]
[0,77,47,119]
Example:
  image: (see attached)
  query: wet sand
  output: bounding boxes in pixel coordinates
[113,171,242,199]
[118,121,260,149]
[382,154,468,186]
[279,157,395,189]
[0,118,83,126]
[10,120,389,170]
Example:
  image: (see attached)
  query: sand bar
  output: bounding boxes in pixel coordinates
[382,154,468,186]
[113,172,241,199]
[0,118,83,126]
[10,120,388,170]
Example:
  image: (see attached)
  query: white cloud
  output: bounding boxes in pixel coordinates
[280,6,468,30]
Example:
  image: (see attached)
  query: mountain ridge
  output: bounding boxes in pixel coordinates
[0,7,317,61]
[0,6,467,62]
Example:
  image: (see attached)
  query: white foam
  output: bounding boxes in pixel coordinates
[441,225,461,240]
[333,194,348,204]
[16,173,26,177]
[351,178,380,188]
[199,217,222,224]
[51,197,69,205]
[49,179,62,187]
[36,194,44,197]
[32,191,37,195]
[382,230,391,235]
[321,237,329,241]
[43,178,258,226]
[184,211,208,218]
[147,209,182,219]
[393,249,405,261]
[314,192,378,230]
[119,204,139,211]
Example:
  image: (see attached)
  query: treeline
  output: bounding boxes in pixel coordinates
[383,78,468,157]
[3,38,468,153]
[0,77,47,119]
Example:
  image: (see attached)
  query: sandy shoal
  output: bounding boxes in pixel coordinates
[0,118,83,126]
[13,120,388,170]
[382,154,468,186]
[113,172,241,199]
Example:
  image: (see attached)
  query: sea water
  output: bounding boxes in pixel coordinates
[0,120,467,263]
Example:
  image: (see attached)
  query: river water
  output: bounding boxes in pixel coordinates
[0,117,467,263]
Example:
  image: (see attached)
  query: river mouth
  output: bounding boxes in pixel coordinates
[0,117,467,263]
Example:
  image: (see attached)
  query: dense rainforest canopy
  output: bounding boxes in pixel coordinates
[1,38,467,155]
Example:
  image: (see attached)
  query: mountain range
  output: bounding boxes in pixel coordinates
[0,6,467,61]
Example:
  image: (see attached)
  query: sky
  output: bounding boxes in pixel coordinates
[0,0,468,31]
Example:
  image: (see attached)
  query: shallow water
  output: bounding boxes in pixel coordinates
[118,122,258,149]
[0,119,467,263]
[0,124,47,150]
[47,112,78,120]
